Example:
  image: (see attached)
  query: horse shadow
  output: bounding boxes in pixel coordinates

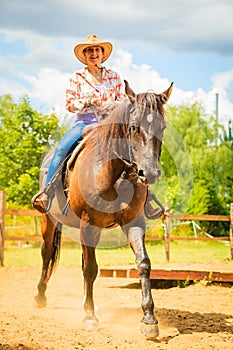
[108,283,233,339]
[0,344,35,350]
[155,307,233,335]
[103,305,233,345]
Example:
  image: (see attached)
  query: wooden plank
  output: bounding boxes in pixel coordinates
[0,191,6,266]
[5,209,41,217]
[99,268,233,283]
[5,235,73,242]
[230,203,233,260]
[149,270,233,282]
[4,209,231,222]
[4,235,230,242]
[4,235,230,243]
[171,214,230,222]
[115,269,128,278]
[5,236,42,242]
[102,269,117,277]
[164,201,170,261]
[168,236,230,241]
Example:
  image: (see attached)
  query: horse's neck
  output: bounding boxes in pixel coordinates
[95,158,125,193]
[110,158,126,182]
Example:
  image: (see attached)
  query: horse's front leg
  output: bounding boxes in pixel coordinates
[123,217,159,338]
[80,212,101,330]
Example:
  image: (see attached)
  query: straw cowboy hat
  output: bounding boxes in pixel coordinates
[74,34,113,65]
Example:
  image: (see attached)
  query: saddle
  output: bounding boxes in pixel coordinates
[31,124,97,214]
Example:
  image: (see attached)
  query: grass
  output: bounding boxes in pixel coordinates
[3,216,231,268]
[2,240,231,268]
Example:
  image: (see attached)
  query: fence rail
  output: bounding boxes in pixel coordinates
[5,209,41,217]
[170,213,230,222]
[4,235,230,243]
[0,191,233,265]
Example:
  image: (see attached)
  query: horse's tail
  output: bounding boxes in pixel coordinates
[46,222,62,282]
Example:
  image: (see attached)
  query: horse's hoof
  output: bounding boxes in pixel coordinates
[83,317,99,331]
[33,295,47,308]
[140,322,159,338]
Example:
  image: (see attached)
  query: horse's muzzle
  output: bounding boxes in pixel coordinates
[146,169,161,184]
[138,168,161,185]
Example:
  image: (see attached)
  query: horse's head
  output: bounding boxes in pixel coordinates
[124,80,173,184]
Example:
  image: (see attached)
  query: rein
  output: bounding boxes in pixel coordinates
[114,104,136,166]
[126,104,137,164]
[113,103,148,185]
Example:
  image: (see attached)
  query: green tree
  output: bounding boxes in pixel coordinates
[0,94,60,207]
[153,102,233,235]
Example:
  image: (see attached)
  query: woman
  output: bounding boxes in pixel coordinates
[32,34,161,217]
[32,34,127,213]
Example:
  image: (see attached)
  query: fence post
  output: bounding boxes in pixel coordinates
[230,203,233,260]
[164,200,171,261]
[0,190,6,266]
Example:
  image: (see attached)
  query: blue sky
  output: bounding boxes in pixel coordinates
[0,0,233,126]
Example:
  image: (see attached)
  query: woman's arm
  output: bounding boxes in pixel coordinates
[66,73,88,113]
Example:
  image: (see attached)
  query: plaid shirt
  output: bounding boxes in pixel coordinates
[66,67,127,116]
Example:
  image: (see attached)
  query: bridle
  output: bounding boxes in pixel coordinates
[114,101,162,186]
[127,105,137,164]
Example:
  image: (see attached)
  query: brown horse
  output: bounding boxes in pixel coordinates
[34,80,173,338]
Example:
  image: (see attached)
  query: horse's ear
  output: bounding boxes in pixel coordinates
[160,82,174,104]
[124,80,136,104]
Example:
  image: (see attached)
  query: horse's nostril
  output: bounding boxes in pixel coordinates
[138,170,144,177]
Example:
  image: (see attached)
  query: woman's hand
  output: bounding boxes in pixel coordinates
[90,98,101,106]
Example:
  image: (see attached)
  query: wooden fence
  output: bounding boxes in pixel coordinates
[0,191,233,265]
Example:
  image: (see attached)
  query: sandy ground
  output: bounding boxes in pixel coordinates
[0,266,233,350]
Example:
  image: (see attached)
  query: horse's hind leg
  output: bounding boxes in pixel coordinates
[34,214,61,308]
[80,212,101,329]
[122,215,159,338]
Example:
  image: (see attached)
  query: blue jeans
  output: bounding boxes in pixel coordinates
[45,122,87,185]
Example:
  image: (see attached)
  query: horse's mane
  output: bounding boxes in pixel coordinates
[84,101,131,160]
[84,92,165,160]
[136,92,165,117]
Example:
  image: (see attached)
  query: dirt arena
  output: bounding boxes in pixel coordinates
[0,266,233,350]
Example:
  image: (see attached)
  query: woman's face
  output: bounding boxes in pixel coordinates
[84,46,104,67]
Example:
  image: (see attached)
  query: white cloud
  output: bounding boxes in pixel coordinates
[19,68,70,116]
[0,77,28,97]
[111,50,233,125]
[212,69,233,92]
[1,1,233,129]
[1,44,232,127]
[1,0,233,56]
[196,70,233,125]
[111,50,168,92]
[1,29,77,73]
[211,79,233,125]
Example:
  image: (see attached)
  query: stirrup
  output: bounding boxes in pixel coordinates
[149,193,165,210]
[31,188,54,214]
[31,176,59,213]
[144,190,165,220]
[144,205,163,220]
[32,163,64,213]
